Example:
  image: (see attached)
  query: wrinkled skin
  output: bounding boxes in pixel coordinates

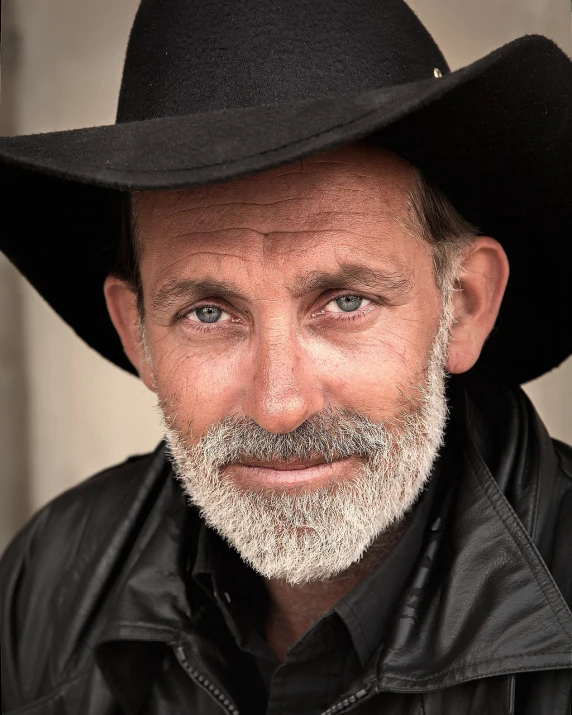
[104,142,509,659]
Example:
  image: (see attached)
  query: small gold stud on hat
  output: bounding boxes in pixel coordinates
[434,68,442,78]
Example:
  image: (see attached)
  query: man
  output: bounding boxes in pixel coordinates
[1,0,572,713]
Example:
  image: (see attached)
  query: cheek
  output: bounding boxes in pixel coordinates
[307,315,436,418]
[151,338,246,440]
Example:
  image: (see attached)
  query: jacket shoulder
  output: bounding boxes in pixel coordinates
[0,445,166,708]
[553,438,572,481]
[1,447,161,575]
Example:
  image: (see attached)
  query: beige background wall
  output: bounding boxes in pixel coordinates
[0,0,571,548]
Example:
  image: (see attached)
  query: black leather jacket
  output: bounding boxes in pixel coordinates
[2,383,572,714]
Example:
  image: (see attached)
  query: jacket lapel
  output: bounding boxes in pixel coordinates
[375,386,572,693]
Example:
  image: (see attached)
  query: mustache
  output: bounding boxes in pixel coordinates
[176,406,414,467]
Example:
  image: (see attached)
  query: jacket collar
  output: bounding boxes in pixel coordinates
[96,464,192,648]
[95,383,572,703]
[372,381,572,692]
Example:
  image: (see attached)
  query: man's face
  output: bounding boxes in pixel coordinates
[136,144,443,446]
[123,143,459,583]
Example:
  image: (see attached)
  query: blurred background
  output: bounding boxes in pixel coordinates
[0,0,571,551]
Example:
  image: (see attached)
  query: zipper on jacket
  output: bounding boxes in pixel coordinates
[175,643,240,715]
[321,684,372,715]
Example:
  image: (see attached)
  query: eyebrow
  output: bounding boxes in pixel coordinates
[151,279,247,316]
[151,263,411,316]
[289,263,412,298]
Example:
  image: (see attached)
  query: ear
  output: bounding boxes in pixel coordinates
[446,237,510,374]
[103,275,156,392]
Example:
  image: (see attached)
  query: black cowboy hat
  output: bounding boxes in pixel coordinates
[1,0,571,384]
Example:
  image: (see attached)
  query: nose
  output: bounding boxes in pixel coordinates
[241,326,325,434]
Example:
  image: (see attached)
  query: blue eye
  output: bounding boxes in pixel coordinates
[335,295,363,312]
[194,306,223,323]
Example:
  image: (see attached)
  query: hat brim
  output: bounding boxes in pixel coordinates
[1,34,571,384]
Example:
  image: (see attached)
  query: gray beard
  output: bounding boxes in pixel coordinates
[160,312,451,585]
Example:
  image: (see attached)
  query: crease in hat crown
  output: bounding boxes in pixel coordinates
[116,0,450,123]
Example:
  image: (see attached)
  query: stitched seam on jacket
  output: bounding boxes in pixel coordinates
[380,654,572,686]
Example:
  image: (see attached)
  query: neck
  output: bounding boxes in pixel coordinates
[263,514,412,662]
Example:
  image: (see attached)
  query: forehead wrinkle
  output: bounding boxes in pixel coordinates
[161,224,387,248]
[143,205,402,259]
[300,209,401,235]
[241,165,307,181]
[169,197,312,214]
[165,226,271,242]
[167,249,259,261]
[167,201,396,230]
[264,228,390,243]
[150,248,261,289]
[142,174,403,232]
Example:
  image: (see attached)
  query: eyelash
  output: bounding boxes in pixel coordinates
[178,294,378,332]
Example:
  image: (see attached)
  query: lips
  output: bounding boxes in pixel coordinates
[225,455,360,490]
[233,455,331,471]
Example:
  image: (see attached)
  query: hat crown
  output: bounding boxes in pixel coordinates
[116,0,449,123]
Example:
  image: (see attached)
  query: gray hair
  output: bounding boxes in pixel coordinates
[406,170,478,295]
